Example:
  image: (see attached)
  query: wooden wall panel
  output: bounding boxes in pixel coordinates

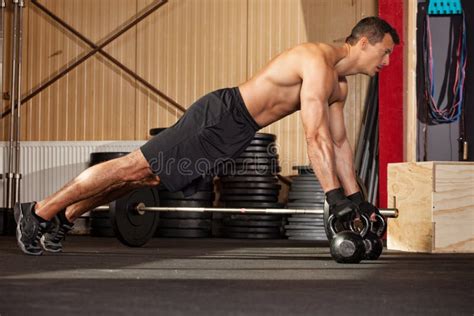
[135,0,248,139]
[1,0,138,141]
[0,0,376,176]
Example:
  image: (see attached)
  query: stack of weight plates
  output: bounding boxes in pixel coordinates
[285,165,327,241]
[89,152,129,237]
[156,178,215,238]
[218,133,284,239]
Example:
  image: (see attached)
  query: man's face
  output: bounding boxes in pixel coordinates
[359,33,395,76]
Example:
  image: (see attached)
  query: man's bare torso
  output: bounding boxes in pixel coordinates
[239,42,348,128]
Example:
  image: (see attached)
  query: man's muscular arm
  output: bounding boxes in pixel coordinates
[299,57,358,222]
[329,81,381,220]
[327,80,359,196]
[299,59,340,192]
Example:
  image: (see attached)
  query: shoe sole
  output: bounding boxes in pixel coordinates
[40,236,62,253]
[15,204,43,256]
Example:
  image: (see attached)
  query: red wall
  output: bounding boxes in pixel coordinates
[378,0,405,208]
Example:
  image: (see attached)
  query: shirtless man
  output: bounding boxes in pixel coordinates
[15,16,399,255]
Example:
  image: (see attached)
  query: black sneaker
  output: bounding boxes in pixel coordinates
[14,202,51,256]
[40,215,73,253]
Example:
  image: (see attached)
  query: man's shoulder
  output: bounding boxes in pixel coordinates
[291,42,326,56]
[288,43,331,71]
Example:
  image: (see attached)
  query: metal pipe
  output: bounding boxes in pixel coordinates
[13,0,24,203]
[29,0,185,113]
[94,205,399,218]
[5,0,20,208]
[1,0,6,208]
[1,0,170,119]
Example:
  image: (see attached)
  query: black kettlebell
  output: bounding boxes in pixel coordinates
[330,231,366,263]
[363,232,384,260]
[327,214,370,264]
[370,213,387,238]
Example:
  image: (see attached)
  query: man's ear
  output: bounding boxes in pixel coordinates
[358,36,369,50]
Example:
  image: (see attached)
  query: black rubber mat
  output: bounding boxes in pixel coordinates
[157,228,211,238]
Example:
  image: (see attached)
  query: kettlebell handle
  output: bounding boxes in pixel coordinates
[327,213,370,238]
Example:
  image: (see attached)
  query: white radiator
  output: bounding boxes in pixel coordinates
[0,141,145,207]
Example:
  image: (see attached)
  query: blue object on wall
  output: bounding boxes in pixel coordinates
[428,0,463,15]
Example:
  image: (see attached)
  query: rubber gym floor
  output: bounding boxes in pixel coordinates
[0,236,473,316]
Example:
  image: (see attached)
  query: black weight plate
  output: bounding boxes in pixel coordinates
[249,139,276,147]
[291,177,319,183]
[290,180,321,186]
[89,152,129,166]
[224,226,281,233]
[291,181,323,191]
[249,139,275,146]
[233,163,281,170]
[286,221,323,226]
[288,200,324,206]
[159,211,212,219]
[286,231,327,238]
[220,169,280,176]
[223,182,282,190]
[225,214,283,221]
[288,192,325,199]
[220,195,278,202]
[296,173,318,178]
[286,222,324,227]
[234,158,278,164]
[287,203,324,208]
[222,188,279,196]
[285,224,325,230]
[286,218,324,223]
[238,152,278,158]
[253,133,276,141]
[149,127,167,136]
[157,228,211,238]
[244,145,277,153]
[109,187,159,247]
[239,166,281,173]
[220,176,278,183]
[224,232,282,239]
[219,167,281,176]
[224,201,284,208]
[159,219,211,229]
[287,236,327,241]
[288,200,324,205]
[222,219,282,227]
[158,191,215,201]
[91,227,116,237]
[290,214,324,219]
[90,212,110,219]
[292,165,314,175]
[290,186,323,192]
[90,218,112,227]
[159,200,213,207]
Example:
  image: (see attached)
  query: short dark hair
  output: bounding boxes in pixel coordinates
[346,16,400,46]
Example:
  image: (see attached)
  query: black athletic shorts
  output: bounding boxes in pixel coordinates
[140,87,261,194]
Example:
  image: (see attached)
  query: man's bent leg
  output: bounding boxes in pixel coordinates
[65,173,160,222]
[41,175,159,253]
[16,149,158,255]
[35,149,157,221]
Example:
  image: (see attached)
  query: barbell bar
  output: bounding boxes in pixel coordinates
[95,188,398,248]
[95,205,398,217]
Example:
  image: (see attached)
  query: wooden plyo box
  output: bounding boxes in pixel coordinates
[387,162,474,253]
